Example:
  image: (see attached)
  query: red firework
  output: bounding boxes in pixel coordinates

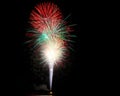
[26,2,75,91]
[30,2,63,33]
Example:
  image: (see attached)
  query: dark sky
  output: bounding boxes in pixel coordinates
[2,0,106,96]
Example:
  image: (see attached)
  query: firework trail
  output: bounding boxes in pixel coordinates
[26,2,74,90]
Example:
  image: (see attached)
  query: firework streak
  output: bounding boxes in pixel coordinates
[26,2,74,90]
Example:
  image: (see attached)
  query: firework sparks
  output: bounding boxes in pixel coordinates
[26,2,74,91]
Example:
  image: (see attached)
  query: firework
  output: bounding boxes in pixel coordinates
[26,2,74,91]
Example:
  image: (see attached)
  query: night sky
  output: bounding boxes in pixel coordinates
[3,0,107,96]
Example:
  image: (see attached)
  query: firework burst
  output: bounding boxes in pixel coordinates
[26,2,74,90]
